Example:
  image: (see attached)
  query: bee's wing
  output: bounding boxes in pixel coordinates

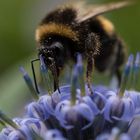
[76,1,132,23]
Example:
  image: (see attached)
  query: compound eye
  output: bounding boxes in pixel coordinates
[41,37,53,46]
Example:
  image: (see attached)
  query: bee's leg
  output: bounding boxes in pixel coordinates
[49,59,61,93]
[52,69,60,93]
[53,75,60,93]
[85,33,101,94]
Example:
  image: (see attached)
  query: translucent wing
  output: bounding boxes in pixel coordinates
[76,1,132,23]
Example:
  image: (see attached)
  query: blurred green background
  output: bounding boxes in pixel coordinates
[0,0,139,117]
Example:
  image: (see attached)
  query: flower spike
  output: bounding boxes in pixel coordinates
[71,54,85,105]
[119,54,134,97]
[20,67,39,100]
[71,64,78,105]
[76,54,85,97]
[131,52,140,90]
[40,55,53,94]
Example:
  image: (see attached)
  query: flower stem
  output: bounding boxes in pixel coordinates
[0,119,6,127]
[0,111,19,129]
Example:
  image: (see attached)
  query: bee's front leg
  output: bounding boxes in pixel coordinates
[48,58,61,93]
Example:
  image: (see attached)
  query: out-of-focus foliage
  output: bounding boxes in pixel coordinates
[0,0,66,74]
[103,0,140,54]
[0,0,65,116]
[0,0,140,116]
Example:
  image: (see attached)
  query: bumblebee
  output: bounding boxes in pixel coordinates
[33,1,131,93]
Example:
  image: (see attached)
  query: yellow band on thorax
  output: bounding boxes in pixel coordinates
[35,23,79,42]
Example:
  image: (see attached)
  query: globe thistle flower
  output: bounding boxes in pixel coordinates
[0,53,140,140]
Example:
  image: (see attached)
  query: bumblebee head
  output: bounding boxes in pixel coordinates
[35,22,79,70]
[38,36,65,70]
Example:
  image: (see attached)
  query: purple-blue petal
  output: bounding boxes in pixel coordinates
[120,97,135,121]
[0,133,8,140]
[8,130,26,140]
[53,85,71,101]
[25,102,47,120]
[38,95,55,117]
[82,96,100,115]
[74,103,94,130]
[103,95,120,122]
[125,90,140,114]
[54,100,72,129]
[1,127,13,136]
[20,118,47,139]
[89,91,107,111]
